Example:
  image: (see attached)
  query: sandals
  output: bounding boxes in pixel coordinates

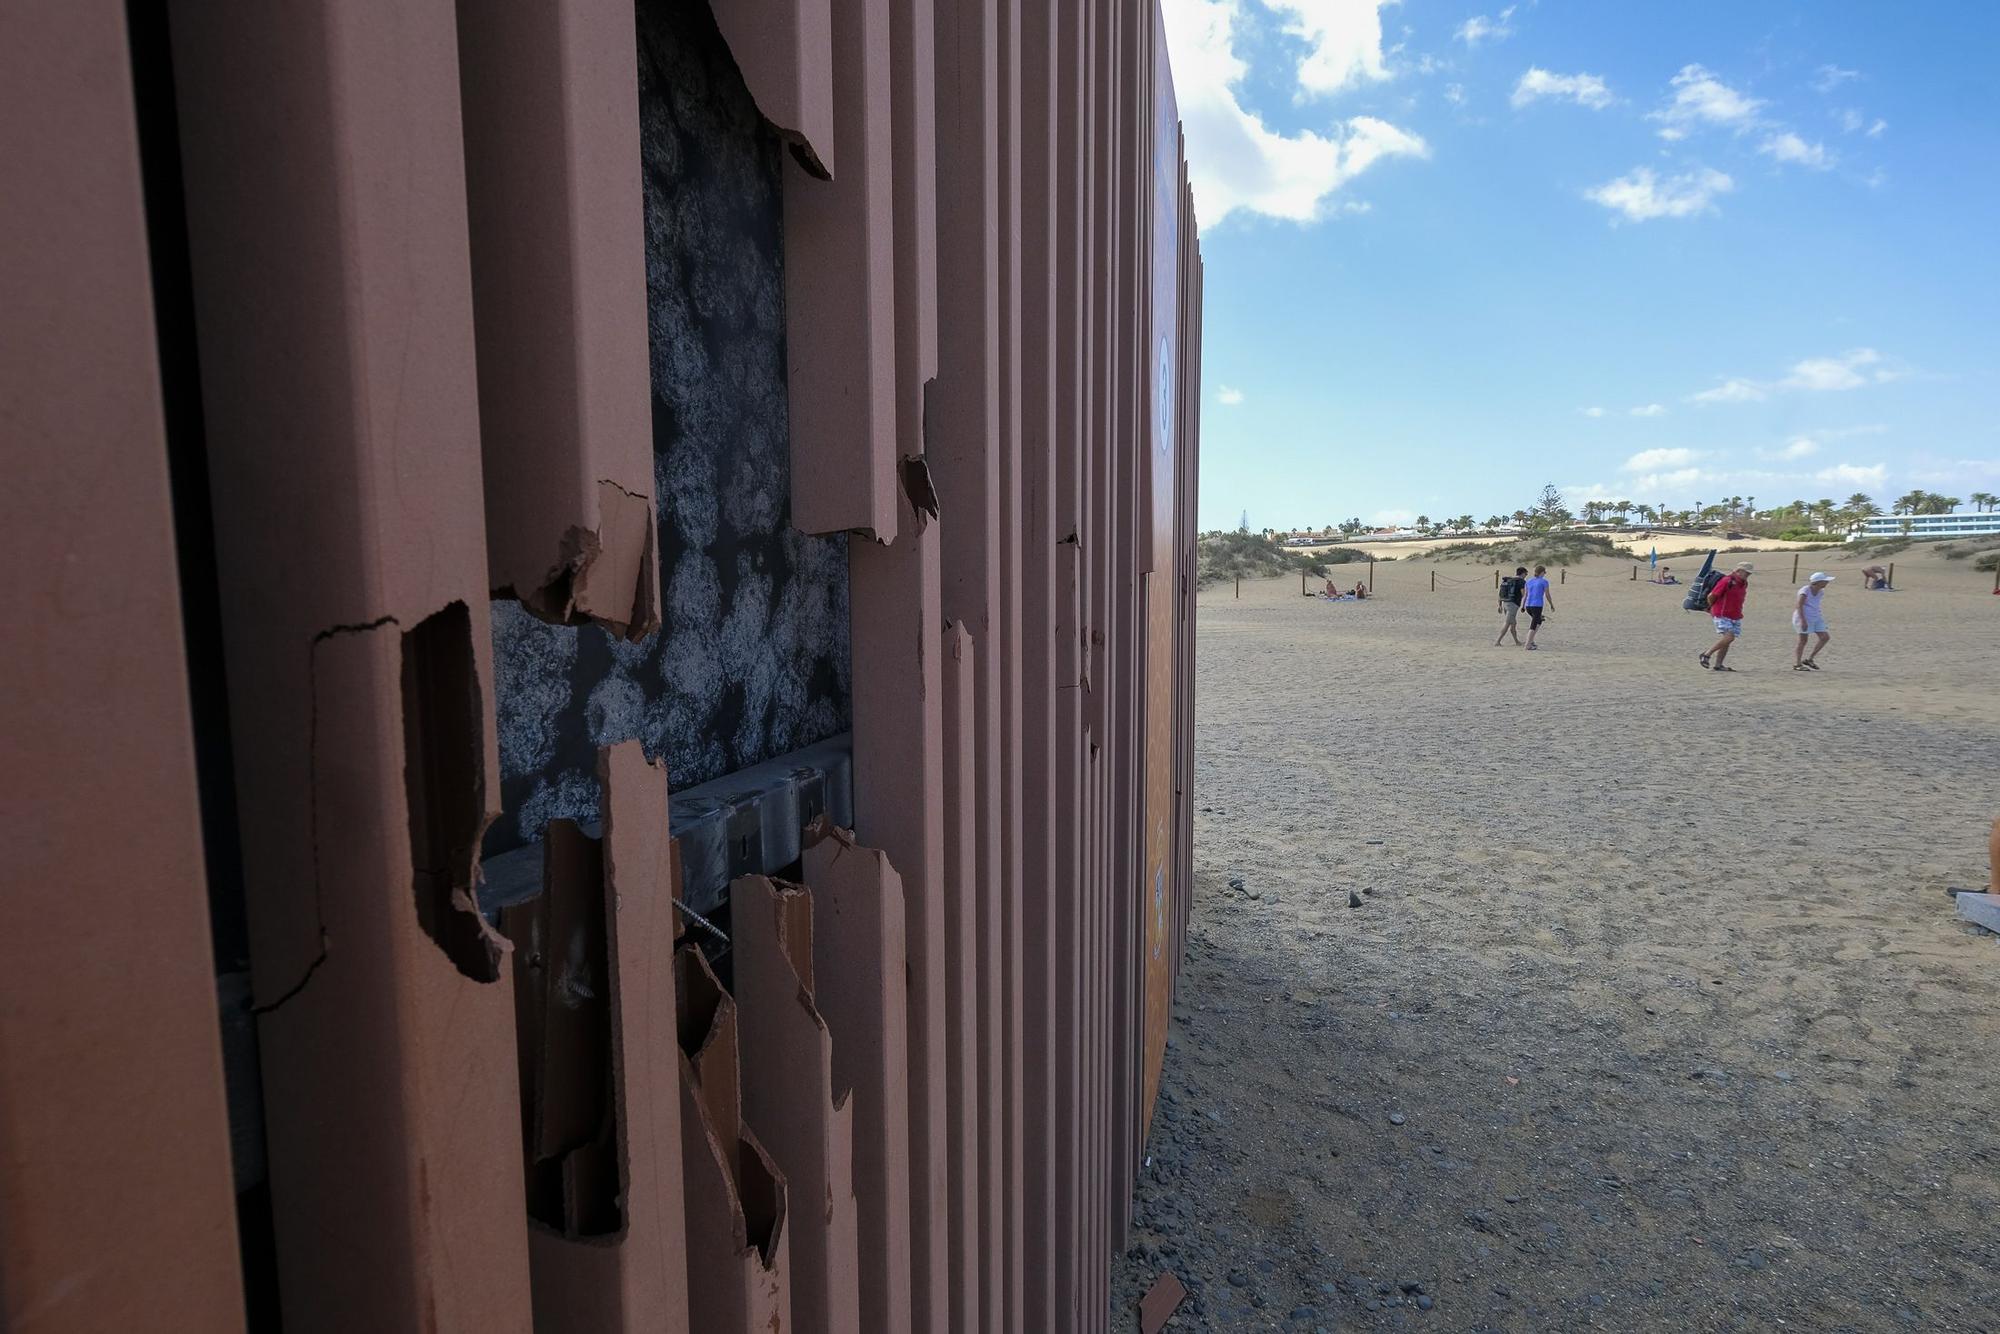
[1713,664,1738,672]
[1794,663,1810,672]
[1803,659,1821,670]
[1698,652,1712,669]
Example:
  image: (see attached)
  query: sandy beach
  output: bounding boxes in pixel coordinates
[1116,546,2000,1330]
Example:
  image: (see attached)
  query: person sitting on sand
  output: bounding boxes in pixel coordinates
[1353,582,1369,600]
[1652,565,1678,585]
[1324,579,1338,598]
[1861,564,1890,590]
[1700,562,1752,671]
[1792,572,1834,671]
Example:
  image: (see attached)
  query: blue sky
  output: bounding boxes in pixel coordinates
[1163,0,2000,531]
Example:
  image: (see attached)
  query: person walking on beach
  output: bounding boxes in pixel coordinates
[1792,572,1834,670]
[1700,561,1753,671]
[1522,565,1552,650]
[1495,565,1527,645]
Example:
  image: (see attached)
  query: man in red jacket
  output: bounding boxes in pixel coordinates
[1700,562,1753,671]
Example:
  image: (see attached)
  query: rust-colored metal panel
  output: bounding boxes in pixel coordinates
[939,623,985,1330]
[1013,0,1067,1326]
[782,0,900,541]
[931,0,1003,1329]
[509,744,690,1333]
[676,945,793,1330]
[802,821,915,1334]
[994,4,1032,1329]
[730,874,863,1334]
[456,0,660,640]
[1139,572,1174,1127]
[708,0,836,170]
[0,4,245,1327]
[887,0,938,465]
[166,0,534,1324]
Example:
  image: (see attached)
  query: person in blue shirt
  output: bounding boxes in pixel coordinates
[1522,565,1553,651]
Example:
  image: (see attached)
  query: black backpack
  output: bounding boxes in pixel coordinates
[1499,576,1525,603]
[1684,569,1724,612]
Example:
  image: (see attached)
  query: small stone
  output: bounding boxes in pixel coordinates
[1416,1294,1435,1311]
[1388,1111,1406,1126]
[1589,1294,1606,1308]
[1228,876,1245,891]
[1256,1259,1274,1274]
[1289,1307,1316,1321]
[1362,885,1376,895]
[1399,1280,1424,1294]
[1504,1195,1520,1204]
[1774,1071,1793,1082]
[1364,1299,1381,1312]
[1491,1284,1511,1298]
[1348,890,1364,908]
[1744,1250,1767,1271]
[1228,1270,1249,1288]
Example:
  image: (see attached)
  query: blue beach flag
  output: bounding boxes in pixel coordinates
[1649,546,1657,570]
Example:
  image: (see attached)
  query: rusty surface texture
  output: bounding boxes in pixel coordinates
[6,1,1199,1329]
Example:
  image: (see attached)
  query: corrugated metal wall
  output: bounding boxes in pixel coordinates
[0,0,1200,1328]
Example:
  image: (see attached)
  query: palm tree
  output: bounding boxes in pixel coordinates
[1970,491,1998,513]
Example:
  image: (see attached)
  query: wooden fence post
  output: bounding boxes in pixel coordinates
[1430,570,1435,593]
[1234,575,1240,599]
[1368,559,1374,593]
[1888,562,1895,588]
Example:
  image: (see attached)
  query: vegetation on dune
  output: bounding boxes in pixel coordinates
[1197,530,1336,588]
[1937,535,2000,572]
[1845,536,1915,557]
[1429,531,1622,567]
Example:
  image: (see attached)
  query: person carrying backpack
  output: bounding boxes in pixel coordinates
[1495,565,1527,646]
[1699,562,1753,671]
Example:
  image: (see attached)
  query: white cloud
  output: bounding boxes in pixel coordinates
[1651,64,1764,140]
[1837,108,1864,134]
[1578,406,1606,418]
[1692,378,1765,404]
[1815,462,1887,488]
[1455,6,1515,46]
[1867,118,1887,138]
[1629,403,1667,418]
[1631,465,1709,493]
[1780,437,1819,459]
[1624,447,1699,472]
[1444,82,1466,106]
[1692,348,1901,404]
[1162,0,1428,226]
[1760,131,1834,170]
[1371,509,1416,528]
[1783,348,1890,391]
[1217,385,1245,405]
[1511,68,1613,110]
[1585,166,1733,222]
[1812,65,1861,94]
[1263,0,1395,97]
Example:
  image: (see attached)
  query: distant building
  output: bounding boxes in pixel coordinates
[1853,511,2000,540]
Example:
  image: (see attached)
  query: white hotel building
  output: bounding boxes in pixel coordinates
[1853,510,2000,540]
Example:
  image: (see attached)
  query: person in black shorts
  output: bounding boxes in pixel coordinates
[1495,565,1527,646]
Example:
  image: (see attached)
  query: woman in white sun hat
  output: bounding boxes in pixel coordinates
[1792,572,1834,671]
